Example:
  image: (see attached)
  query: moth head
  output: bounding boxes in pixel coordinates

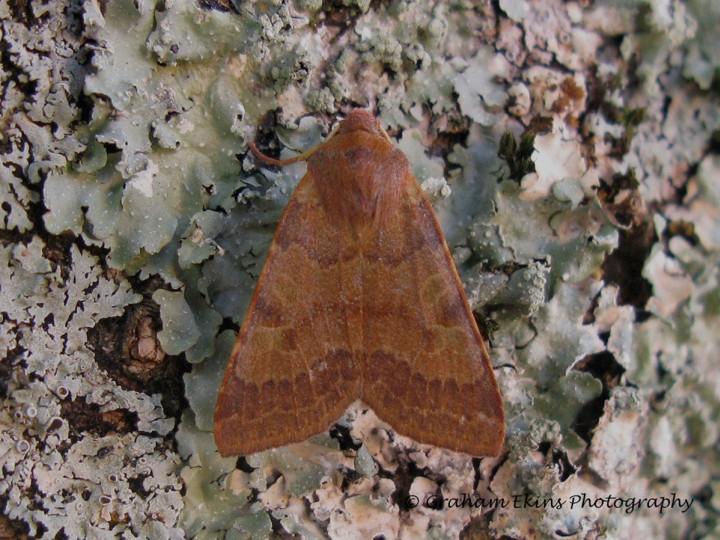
[337,109,382,137]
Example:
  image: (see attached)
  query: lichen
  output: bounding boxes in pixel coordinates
[0,241,182,538]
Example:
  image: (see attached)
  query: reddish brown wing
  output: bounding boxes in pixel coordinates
[360,165,505,456]
[214,171,362,456]
[216,109,504,457]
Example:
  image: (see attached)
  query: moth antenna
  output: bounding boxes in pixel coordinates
[378,125,393,144]
[250,121,345,168]
[249,142,310,167]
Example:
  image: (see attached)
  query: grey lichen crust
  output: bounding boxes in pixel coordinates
[2,0,719,538]
[0,239,182,538]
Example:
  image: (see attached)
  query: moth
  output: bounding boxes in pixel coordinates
[214,110,505,457]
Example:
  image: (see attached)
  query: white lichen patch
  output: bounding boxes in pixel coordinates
[643,244,695,318]
[588,387,648,484]
[521,126,588,201]
[0,240,182,538]
[665,155,720,251]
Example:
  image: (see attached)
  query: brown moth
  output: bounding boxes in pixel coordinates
[214,110,505,457]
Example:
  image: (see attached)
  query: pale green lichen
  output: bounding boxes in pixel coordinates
[153,289,202,357]
[588,0,720,91]
[683,0,720,88]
